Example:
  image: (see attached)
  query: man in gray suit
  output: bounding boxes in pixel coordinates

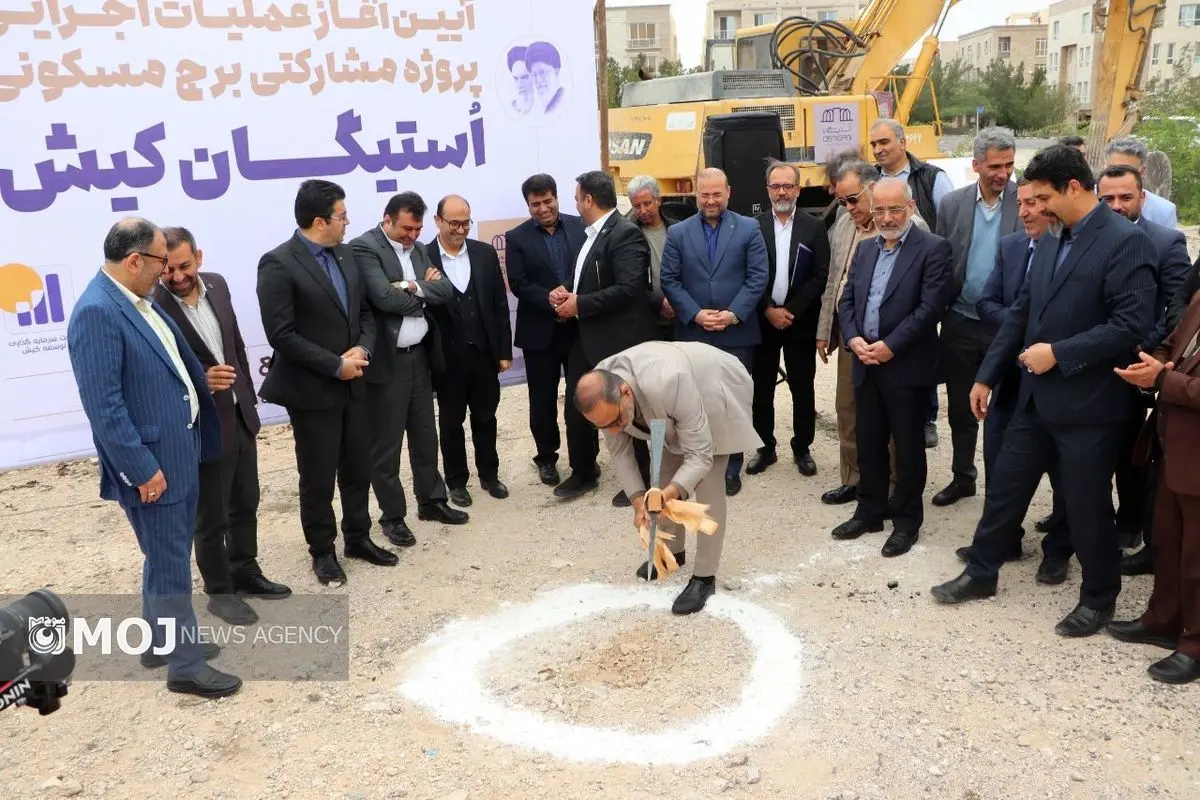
[574,341,763,615]
[660,167,769,496]
[932,127,1021,508]
[351,192,468,549]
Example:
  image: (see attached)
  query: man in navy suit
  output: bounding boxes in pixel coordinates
[932,146,1158,638]
[68,218,240,697]
[503,174,590,496]
[834,177,951,557]
[660,167,770,496]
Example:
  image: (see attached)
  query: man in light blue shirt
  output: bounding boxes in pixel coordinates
[1105,136,1178,228]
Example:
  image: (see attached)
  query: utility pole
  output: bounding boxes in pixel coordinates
[596,0,609,173]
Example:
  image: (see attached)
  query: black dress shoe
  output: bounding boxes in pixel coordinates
[1106,619,1178,650]
[481,479,509,499]
[746,449,777,475]
[832,518,883,540]
[612,490,631,508]
[553,472,599,500]
[635,551,686,580]
[419,500,470,524]
[930,571,998,604]
[881,530,918,557]
[932,480,976,507]
[1034,514,1060,534]
[344,539,399,567]
[955,543,1022,563]
[725,474,742,496]
[1120,547,1154,576]
[206,594,258,625]
[1148,651,1200,684]
[1054,604,1114,637]
[313,553,347,585]
[671,577,715,615]
[924,422,938,448]
[233,572,292,599]
[536,461,560,486]
[1035,555,1069,585]
[142,641,220,669]
[821,484,857,505]
[448,487,473,507]
[167,665,242,698]
[795,450,817,477]
[382,520,417,548]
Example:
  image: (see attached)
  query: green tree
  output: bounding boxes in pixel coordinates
[605,56,625,108]
[658,58,684,78]
[1137,44,1200,223]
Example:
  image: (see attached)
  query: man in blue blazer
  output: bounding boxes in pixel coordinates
[67,218,240,698]
[932,146,1158,638]
[660,167,769,495]
[834,177,952,557]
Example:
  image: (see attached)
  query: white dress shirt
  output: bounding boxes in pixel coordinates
[170,279,236,404]
[384,229,430,347]
[573,208,618,293]
[437,238,473,294]
[105,270,199,423]
[771,211,794,305]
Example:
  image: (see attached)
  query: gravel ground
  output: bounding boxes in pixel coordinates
[1,236,1197,800]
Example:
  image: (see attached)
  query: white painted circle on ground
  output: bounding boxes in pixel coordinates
[398,582,804,765]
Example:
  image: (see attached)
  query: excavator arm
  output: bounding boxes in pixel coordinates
[1083,0,1163,168]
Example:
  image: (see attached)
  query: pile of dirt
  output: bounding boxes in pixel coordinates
[482,607,751,733]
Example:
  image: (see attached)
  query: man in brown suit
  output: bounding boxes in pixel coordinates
[574,341,763,615]
[1108,292,1200,684]
[155,227,292,624]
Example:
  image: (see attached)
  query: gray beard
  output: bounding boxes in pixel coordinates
[1047,220,1065,238]
[773,200,795,214]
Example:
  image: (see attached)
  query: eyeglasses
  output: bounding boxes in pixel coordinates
[135,251,170,268]
[441,219,472,231]
[837,188,868,207]
[329,213,349,223]
[590,410,623,431]
[871,206,908,217]
[767,183,797,192]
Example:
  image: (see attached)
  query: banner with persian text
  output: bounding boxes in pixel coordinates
[0,0,600,470]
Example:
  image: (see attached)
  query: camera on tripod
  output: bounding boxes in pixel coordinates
[0,589,75,715]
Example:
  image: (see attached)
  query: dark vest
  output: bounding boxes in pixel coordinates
[904,153,943,230]
[448,277,490,357]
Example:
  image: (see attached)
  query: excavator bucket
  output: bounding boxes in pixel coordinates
[1144,151,1173,201]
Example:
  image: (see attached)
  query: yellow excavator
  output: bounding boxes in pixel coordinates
[607,0,961,215]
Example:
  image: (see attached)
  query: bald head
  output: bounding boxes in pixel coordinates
[102,216,166,297]
[574,369,633,432]
[435,194,472,250]
[695,168,731,222]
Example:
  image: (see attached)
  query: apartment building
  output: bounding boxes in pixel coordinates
[1047,0,1200,112]
[606,2,678,73]
[705,1,866,41]
[954,13,1049,80]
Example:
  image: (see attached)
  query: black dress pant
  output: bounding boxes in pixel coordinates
[367,346,447,523]
[195,414,261,594]
[853,372,928,533]
[751,321,817,456]
[967,402,1126,611]
[563,336,601,479]
[435,344,501,490]
[1114,405,1150,533]
[941,311,996,482]
[289,392,373,558]
[522,324,575,468]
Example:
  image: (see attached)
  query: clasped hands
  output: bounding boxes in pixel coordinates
[1114,350,1173,389]
[632,484,680,529]
[695,309,735,331]
[338,346,369,380]
[847,336,894,366]
[549,285,578,318]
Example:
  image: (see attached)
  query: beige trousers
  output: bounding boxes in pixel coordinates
[658,451,730,577]
[835,346,897,488]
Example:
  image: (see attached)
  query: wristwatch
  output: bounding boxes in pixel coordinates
[726,310,740,325]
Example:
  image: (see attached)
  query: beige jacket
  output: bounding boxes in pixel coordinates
[594,341,763,499]
[815,211,929,348]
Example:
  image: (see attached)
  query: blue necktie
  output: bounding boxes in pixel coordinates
[316,248,348,311]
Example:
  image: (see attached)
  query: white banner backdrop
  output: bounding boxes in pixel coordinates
[0,0,600,471]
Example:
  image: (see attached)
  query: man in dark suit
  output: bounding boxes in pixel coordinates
[748,158,830,478]
[427,194,515,506]
[503,174,588,493]
[257,179,398,586]
[549,171,658,499]
[660,167,770,495]
[834,177,951,557]
[154,227,291,627]
[1108,291,1200,684]
[931,145,1158,638]
[69,218,239,697]
[932,128,1020,507]
[350,192,467,548]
